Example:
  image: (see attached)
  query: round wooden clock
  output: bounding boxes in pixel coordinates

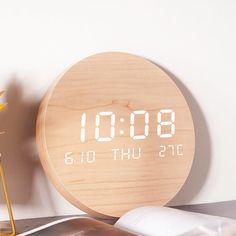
[36,52,195,218]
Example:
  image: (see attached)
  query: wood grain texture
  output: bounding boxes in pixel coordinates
[36,52,195,218]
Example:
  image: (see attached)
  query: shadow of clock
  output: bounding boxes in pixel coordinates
[0,79,56,214]
[157,65,211,205]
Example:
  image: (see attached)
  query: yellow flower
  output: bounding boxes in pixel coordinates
[0,91,6,112]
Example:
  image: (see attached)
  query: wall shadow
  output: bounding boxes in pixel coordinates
[153,65,212,205]
[0,78,55,213]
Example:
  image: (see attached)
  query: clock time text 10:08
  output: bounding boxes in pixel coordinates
[80,109,176,143]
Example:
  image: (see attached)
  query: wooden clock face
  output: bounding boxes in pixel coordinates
[36,52,195,218]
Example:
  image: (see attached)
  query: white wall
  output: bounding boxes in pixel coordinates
[0,0,236,220]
